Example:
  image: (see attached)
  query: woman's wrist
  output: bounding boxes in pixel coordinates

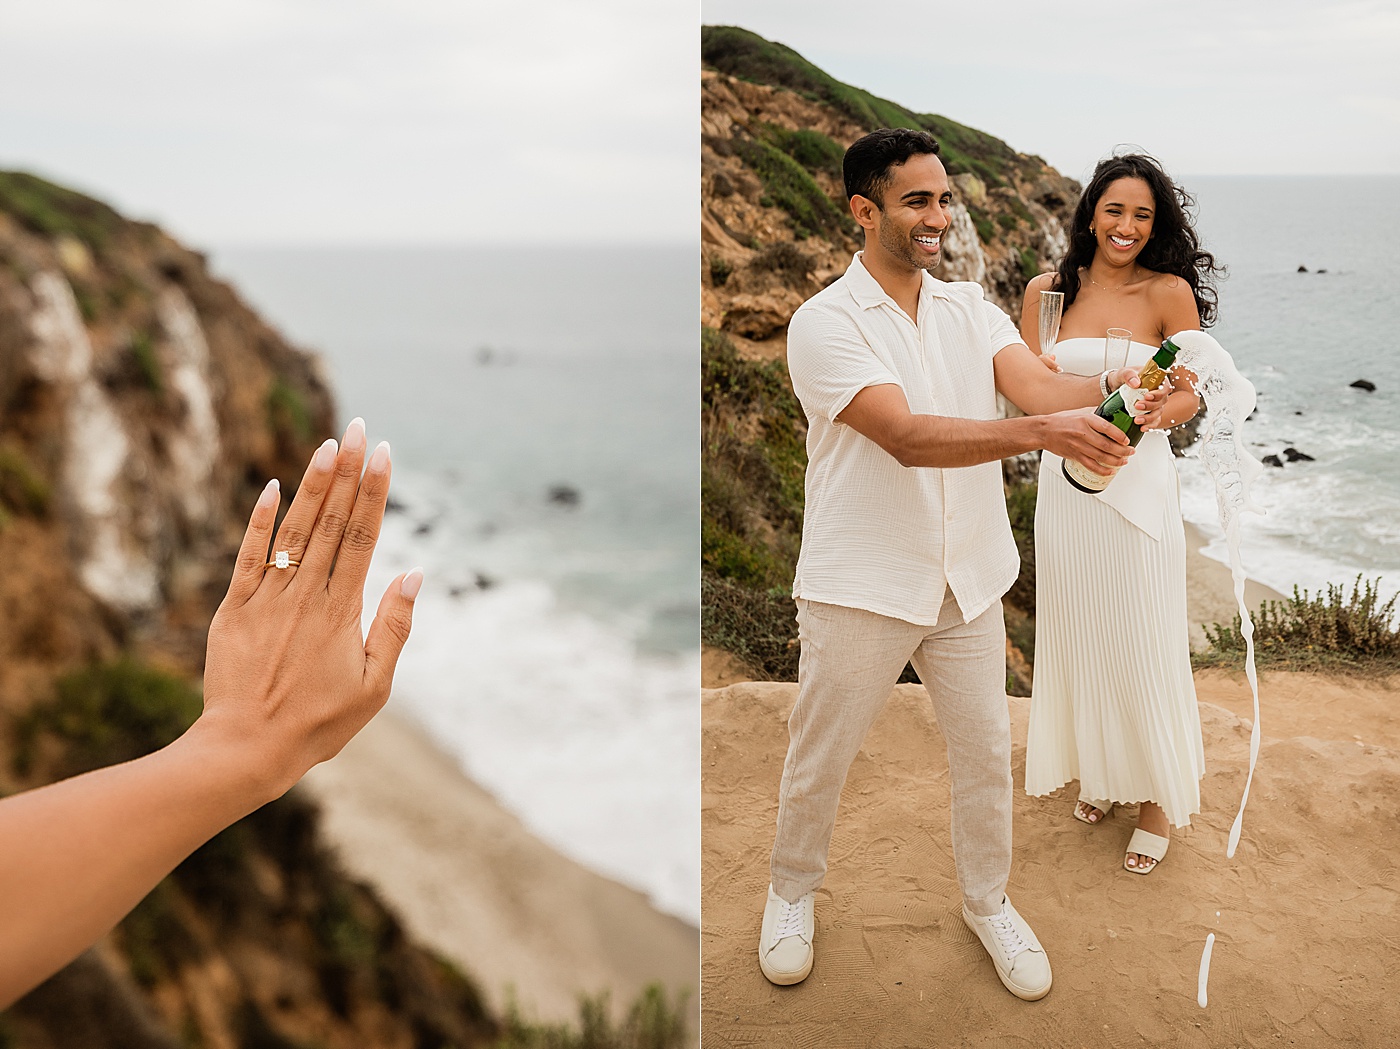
[174,713,300,816]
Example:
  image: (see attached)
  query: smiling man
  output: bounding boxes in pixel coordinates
[757,128,1167,1001]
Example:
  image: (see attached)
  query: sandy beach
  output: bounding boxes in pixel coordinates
[300,711,698,1028]
[701,526,1400,1047]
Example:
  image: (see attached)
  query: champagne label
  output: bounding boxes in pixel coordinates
[1063,456,1115,492]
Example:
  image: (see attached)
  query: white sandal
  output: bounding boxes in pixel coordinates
[1123,828,1169,874]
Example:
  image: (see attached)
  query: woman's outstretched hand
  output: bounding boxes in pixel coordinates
[198,417,421,804]
[0,417,419,1008]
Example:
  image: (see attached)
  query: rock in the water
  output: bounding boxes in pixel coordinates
[547,484,581,508]
[1283,447,1315,462]
[1297,264,1309,273]
[1262,454,1284,468]
[413,521,434,536]
[1316,268,1328,274]
[1351,379,1377,392]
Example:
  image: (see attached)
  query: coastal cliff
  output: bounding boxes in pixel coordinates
[701,26,1076,689]
[0,172,498,1048]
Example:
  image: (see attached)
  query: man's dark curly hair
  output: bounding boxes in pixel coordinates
[843,128,941,207]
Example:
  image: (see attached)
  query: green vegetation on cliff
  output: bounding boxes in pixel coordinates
[702,25,1040,190]
[0,171,125,250]
[701,328,807,680]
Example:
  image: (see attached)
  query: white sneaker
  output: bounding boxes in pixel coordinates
[962,895,1052,1000]
[758,885,815,985]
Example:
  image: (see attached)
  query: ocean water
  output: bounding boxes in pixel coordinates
[211,246,699,923]
[1176,176,1400,614]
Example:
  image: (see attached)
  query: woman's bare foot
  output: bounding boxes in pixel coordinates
[1127,802,1170,871]
[1074,800,1109,824]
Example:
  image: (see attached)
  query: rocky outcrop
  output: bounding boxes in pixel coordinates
[0,172,500,1048]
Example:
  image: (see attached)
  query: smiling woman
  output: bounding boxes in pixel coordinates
[1020,151,1225,873]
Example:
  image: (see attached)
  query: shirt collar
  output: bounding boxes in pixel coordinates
[844,251,953,311]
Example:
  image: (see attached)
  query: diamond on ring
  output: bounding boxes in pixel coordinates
[275,551,290,569]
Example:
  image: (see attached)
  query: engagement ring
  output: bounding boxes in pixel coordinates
[265,551,300,570]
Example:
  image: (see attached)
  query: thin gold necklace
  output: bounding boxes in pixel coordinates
[1087,267,1137,292]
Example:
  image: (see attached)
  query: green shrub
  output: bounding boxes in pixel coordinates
[0,442,50,518]
[268,376,314,442]
[131,331,163,393]
[759,124,845,177]
[1195,576,1400,672]
[749,241,812,278]
[967,205,995,244]
[122,881,202,988]
[496,983,688,1049]
[1019,248,1040,282]
[1004,482,1037,617]
[734,137,849,240]
[702,574,799,681]
[708,256,733,286]
[16,657,203,777]
[997,212,1019,232]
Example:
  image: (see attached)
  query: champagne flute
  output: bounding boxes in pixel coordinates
[1038,290,1064,356]
[1104,327,1133,409]
[1104,327,1132,372]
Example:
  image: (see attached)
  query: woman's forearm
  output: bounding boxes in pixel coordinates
[0,719,272,1007]
[1155,388,1201,430]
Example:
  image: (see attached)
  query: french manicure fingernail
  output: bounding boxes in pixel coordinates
[257,477,280,508]
[344,417,366,451]
[313,438,338,471]
[401,567,424,601]
[368,441,390,473]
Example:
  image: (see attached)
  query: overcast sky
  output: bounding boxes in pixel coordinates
[0,0,694,247]
[702,0,1400,185]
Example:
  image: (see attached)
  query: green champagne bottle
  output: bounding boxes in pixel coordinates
[1062,337,1180,494]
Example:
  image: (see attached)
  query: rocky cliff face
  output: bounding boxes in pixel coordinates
[0,172,496,1048]
[701,27,1080,348]
[700,27,1075,691]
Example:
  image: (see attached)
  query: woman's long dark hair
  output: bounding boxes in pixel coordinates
[1053,152,1224,327]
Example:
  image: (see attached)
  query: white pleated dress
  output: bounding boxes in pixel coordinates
[1024,338,1205,827]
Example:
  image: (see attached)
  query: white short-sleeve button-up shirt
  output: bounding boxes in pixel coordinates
[787,253,1025,625]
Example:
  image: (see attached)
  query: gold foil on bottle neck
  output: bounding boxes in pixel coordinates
[1138,360,1167,392]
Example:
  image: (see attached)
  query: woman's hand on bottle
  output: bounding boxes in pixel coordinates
[1107,367,1172,426]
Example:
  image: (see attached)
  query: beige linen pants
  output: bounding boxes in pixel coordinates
[770,591,1011,917]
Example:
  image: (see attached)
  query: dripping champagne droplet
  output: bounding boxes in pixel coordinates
[1198,933,1216,1008]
